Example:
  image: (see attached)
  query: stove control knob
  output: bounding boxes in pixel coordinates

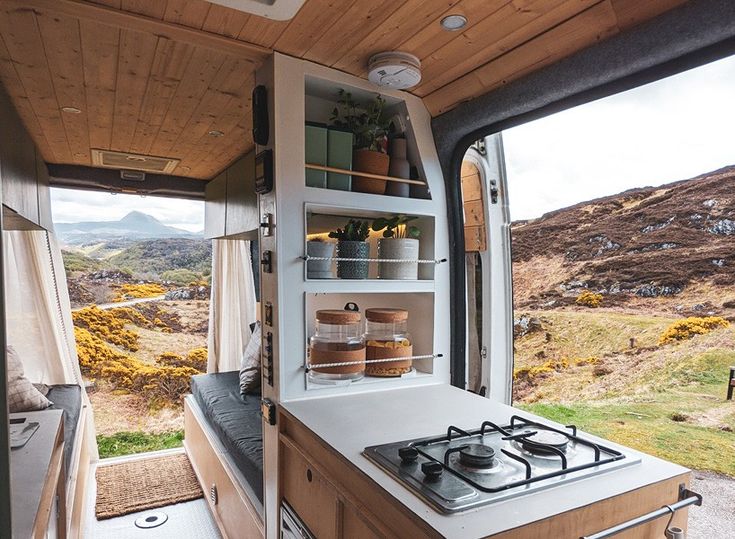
[421,461,443,481]
[398,446,418,464]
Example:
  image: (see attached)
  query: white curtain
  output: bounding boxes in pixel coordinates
[3,229,99,460]
[208,239,257,373]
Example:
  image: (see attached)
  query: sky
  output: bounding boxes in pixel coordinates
[51,188,204,232]
[50,54,735,228]
[502,54,735,221]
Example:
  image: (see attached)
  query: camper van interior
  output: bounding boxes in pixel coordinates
[0,0,732,537]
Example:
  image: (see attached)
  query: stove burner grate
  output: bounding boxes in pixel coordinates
[519,429,570,456]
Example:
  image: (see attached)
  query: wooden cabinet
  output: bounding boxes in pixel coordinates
[278,410,440,539]
[184,398,264,539]
[0,85,51,231]
[279,409,690,539]
[281,441,339,538]
[204,152,258,240]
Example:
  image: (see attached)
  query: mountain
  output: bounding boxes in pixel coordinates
[511,165,735,310]
[56,211,199,246]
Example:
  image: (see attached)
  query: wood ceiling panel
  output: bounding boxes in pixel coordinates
[148,48,229,158]
[0,31,55,161]
[202,4,251,38]
[162,0,211,29]
[79,20,119,152]
[423,0,620,115]
[129,39,195,156]
[0,7,74,163]
[0,0,687,182]
[333,0,464,75]
[110,29,159,152]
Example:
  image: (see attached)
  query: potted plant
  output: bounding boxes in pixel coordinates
[371,215,421,280]
[306,237,335,279]
[328,219,371,279]
[331,89,391,195]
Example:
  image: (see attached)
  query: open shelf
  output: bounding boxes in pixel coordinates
[303,74,431,200]
[303,291,438,392]
[304,204,438,281]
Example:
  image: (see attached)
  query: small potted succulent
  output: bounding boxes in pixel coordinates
[306,237,335,279]
[328,219,371,279]
[331,89,391,195]
[372,215,421,280]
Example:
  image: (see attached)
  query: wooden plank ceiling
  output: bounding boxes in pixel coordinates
[0,0,686,180]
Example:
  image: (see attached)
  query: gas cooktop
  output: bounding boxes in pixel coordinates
[363,414,641,513]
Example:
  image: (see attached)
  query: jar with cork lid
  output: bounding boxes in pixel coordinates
[364,308,413,377]
[308,309,366,382]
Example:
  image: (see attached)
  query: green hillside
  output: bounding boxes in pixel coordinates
[514,310,735,475]
[106,238,212,277]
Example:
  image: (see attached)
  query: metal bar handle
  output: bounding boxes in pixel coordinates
[581,484,702,539]
[302,255,447,264]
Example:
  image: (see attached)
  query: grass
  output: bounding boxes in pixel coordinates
[519,400,735,476]
[97,430,184,459]
[514,309,735,476]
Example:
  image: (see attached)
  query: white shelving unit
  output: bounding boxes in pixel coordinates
[259,53,451,403]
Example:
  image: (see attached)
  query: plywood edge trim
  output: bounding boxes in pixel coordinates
[7,0,271,64]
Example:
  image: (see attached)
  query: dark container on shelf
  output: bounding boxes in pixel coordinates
[336,241,370,279]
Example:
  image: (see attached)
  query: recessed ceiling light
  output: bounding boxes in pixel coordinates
[179,166,192,173]
[61,106,82,114]
[208,130,225,137]
[440,14,467,31]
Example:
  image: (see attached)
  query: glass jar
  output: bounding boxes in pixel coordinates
[308,310,365,383]
[364,308,413,377]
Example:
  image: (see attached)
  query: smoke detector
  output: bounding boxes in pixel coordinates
[368,52,422,90]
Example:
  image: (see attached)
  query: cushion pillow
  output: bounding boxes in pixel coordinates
[239,321,262,394]
[6,346,52,413]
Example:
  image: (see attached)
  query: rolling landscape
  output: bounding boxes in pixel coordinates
[511,166,735,478]
[58,211,212,457]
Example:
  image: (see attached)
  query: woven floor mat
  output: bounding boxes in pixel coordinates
[95,452,203,520]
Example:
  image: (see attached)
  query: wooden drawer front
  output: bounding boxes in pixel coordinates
[281,442,339,539]
[342,504,382,539]
[184,400,263,539]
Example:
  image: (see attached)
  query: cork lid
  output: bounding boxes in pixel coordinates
[365,308,409,323]
[315,309,362,324]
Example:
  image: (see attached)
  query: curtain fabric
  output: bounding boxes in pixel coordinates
[3,229,99,460]
[208,239,257,373]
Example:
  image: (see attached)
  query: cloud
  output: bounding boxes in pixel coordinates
[503,55,735,220]
[50,188,204,232]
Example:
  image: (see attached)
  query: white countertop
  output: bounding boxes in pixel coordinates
[282,384,689,538]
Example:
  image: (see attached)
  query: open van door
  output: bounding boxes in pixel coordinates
[463,134,514,405]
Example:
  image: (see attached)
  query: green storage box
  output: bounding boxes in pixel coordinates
[327,127,353,191]
[305,122,327,188]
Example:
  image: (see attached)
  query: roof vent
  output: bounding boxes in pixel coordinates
[368,52,422,90]
[92,149,180,174]
[205,0,306,20]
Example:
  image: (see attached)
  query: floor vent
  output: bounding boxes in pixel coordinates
[135,511,169,529]
[92,149,180,174]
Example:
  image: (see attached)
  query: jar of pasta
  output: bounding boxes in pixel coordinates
[308,310,365,382]
[364,308,413,377]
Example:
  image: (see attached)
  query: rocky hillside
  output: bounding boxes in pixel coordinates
[512,166,735,310]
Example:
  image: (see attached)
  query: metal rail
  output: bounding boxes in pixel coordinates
[581,484,702,539]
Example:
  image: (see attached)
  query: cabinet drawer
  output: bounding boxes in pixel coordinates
[184,399,263,539]
[281,442,339,539]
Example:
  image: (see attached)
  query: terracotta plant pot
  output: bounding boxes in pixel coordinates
[352,149,390,194]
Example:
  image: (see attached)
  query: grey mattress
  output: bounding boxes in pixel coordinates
[190,372,263,504]
[47,384,82,474]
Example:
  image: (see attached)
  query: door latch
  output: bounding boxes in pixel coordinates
[261,250,272,273]
[489,180,499,204]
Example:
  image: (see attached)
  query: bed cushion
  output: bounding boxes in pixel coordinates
[6,346,52,413]
[191,371,263,504]
[46,384,82,474]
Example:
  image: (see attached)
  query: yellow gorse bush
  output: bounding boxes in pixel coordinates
[658,316,730,345]
[156,349,207,372]
[575,290,603,308]
[113,283,166,302]
[514,359,569,381]
[72,306,140,351]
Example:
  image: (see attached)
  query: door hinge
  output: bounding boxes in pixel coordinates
[473,139,487,156]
